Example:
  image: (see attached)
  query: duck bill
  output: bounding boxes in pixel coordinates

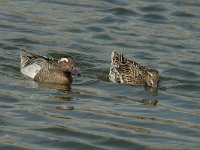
[145,83,158,88]
[68,68,78,75]
[152,84,158,88]
[150,84,159,88]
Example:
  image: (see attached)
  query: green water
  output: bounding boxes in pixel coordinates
[0,0,200,150]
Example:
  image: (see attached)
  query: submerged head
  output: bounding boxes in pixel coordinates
[145,69,160,87]
[58,57,77,75]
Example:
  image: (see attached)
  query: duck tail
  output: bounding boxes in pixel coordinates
[111,50,118,63]
[20,49,37,67]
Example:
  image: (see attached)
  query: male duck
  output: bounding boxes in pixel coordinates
[109,50,160,87]
[20,50,77,84]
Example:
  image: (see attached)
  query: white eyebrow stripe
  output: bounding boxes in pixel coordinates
[58,58,69,63]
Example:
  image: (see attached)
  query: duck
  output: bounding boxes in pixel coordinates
[109,50,160,87]
[20,50,77,84]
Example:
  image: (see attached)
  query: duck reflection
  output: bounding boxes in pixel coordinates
[144,86,158,93]
[114,95,158,106]
[37,82,71,92]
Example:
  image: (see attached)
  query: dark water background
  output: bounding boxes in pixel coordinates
[0,0,200,149]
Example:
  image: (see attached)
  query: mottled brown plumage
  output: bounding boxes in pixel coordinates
[109,50,160,87]
[20,50,76,84]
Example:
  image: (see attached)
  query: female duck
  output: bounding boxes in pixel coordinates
[20,50,77,84]
[109,50,160,88]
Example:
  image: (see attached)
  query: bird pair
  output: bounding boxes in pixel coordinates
[20,50,160,87]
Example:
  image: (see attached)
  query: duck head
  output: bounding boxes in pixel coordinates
[58,57,77,75]
[145,69,160,88]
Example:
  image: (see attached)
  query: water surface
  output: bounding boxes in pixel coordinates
[0,0,200,150]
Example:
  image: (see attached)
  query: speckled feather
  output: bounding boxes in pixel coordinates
[20,50,75,84]
[109,50,160,87]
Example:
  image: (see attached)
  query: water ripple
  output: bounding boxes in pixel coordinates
[0,0,200,150]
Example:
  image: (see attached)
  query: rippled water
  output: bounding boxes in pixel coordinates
[0,0,200,150]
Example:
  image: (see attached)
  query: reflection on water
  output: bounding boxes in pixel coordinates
[0,0,200,150]
[113,95,158,106]
[37,82,71,92]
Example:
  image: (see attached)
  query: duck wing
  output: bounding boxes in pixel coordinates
[20,50,55,68]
